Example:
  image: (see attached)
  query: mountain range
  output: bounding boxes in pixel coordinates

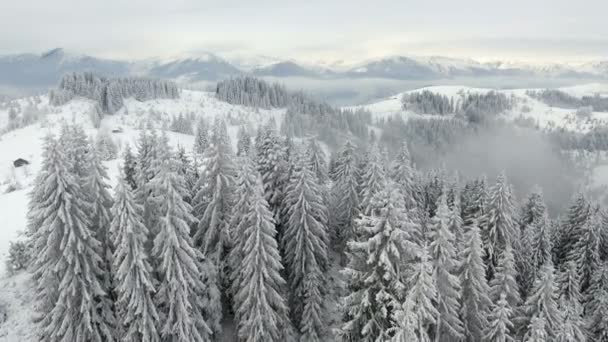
[1,48,608,96]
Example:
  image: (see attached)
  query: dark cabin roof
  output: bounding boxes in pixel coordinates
[13,158,30,167]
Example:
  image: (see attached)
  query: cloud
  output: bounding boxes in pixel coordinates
[0,0,607,62]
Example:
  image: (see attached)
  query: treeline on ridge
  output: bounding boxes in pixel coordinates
[401,89,515,122]
[216,76,372,144]
[49,72,179,114]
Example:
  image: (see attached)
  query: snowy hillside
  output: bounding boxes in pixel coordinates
[2,81,608,341]
[354,84,608,133]
[0,89,284,268]
[0,89,288,341]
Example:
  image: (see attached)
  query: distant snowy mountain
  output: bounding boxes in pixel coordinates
[1,48,608,97]
[145,52,242,81]
[252,61,329,78]
[0,48,131,93]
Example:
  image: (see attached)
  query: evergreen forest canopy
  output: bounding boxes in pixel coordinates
[11,73,608,342]
[16,118,608,342]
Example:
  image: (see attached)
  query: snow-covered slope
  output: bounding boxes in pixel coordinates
[0,89,287,340]
[354,84,608,133]
[0,90,284,272]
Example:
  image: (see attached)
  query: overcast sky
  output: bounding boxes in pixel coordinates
[1,0,607,63]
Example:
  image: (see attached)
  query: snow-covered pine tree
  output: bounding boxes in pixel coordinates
[489,242,521,314]
[232,165,292,342]
[482,172,518,275]
[485,293,515,342]
[359,144,387,215]
[390,244,438,342]
[193,117,209,156]
[150,159,218,342]
[31,135,114,341]
[555,260,587,342]
[256,120,290,236]
[570,211,601,295]
[428,192,464,341]
[306,137,328,184]
[555,193,590,265]
[522,215,552,299]
[122,144,138,189]
[340,182,416,342]
[587,261,608,342]
[519,186,548,233]
[175,145,199,204]
[282,153,330,341]
[329,141,360,257]
[459,218,492,342]
[228,153,258,305]
[389,141,419,209]
[520,261,562,341]
[523,315,548,342]
[59,122,91,181]
[517,187,550,298]
[86,147,116,333]
[192,118,236,288]
[448,189,465,252]
[110,176,160,342]
[236,125,252,156]
[95,130,118,161]
[461,177,487,228]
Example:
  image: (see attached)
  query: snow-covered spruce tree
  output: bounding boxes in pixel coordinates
[329,141,360,257]
[517,187,550,298]
[428,192,464,342]
[482,172,518,276]
[193,117,209,156]
[570,211,601,295]
[228,153,258,299]
[59,122,91,181]
[390,244,438,342]
[134,129,159,229]
[485,293,515,342]
[306,137,328,184]
[459,218,492,342]
[282,153,330,341]
[31,135,114,341]
[359,145,387,215]
[489,242,521,315]
[556,261,586,341]
[85,147,117,332]
[520,261,562,341]
[448,189,465,252]
[555,193,590,265]
[232,166,293,342]
[587,261,608,342]
[339,182,416,342]
[95,130,118,161]
[389,141,419,209]
[175,145,199,204]
[520,215,552,299]
[523,315,548,342]
[461,177,487,228]
[192,118,236,284]
[110,176,160,342]
[256,120,290,235]
[236,125,252,156]
[519,186,548,233]
[122,144,138,189]
[150,159,218,342]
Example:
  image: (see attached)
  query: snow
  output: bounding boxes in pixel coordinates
[0,89,285,275]
[0,272,36,342]
[352,84,608,133]
[0,88,290,340]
